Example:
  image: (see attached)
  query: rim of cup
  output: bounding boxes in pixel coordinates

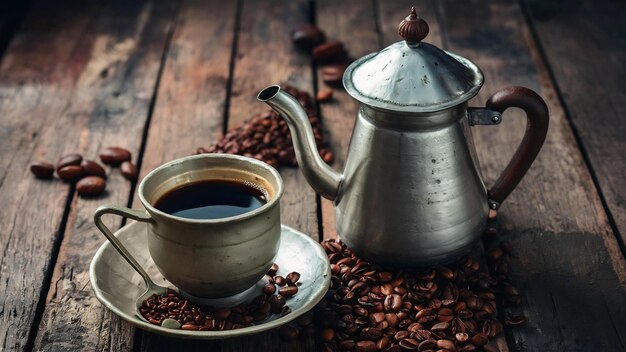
[138,153,284,224]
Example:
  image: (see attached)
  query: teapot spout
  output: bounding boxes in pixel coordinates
[257,85,341,200]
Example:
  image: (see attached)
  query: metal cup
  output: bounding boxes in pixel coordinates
[94,154,283,298]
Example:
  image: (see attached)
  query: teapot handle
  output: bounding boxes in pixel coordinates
[483,86,549,212]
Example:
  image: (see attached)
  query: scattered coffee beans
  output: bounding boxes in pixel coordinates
[30,161,55,179]
[30,146,134,197]
[197,86,333,167]
[76,176,106,197]
[291,23,351,91]
[99,146,132,165]
[312,238,522,352]
[139,264,301,331]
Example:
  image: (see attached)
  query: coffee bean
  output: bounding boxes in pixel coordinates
[30,162,55,179]
[57,165,84,182]
[456,332,469,343]
[384,294,402,312]
[320,327,334,342]
[268,294,286,313]
[316,89,333,102]
[470,333,488,347]
[378,272,393,283]
[291,24,326,50]
[286,271,300,285]
[278,324,299,341]
[431,322,450,332]
[267,263,279,276]
[279,285,297,297]
[263,283,276,295]
[99,146,131,165]
[369,312,385,325]
[399,338,420,350]
[312,41,347,63]
[120,161,138,181]
[321,64,347,87]
[360,327,382,340]
[320,149,335,164]
[436,339,455,350]
[81,160,106,178]
[377,336,390,350]
[76,176,106,197]
[181,324,199,331]
[57,154,82,171]
[274,276,286,286]
[354,340,376,352]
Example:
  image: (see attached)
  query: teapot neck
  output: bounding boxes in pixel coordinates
[360,103,468,130]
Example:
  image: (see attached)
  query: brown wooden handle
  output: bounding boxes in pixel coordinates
[485,86,549,208]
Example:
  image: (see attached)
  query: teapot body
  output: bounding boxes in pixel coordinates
[335,104,489,267]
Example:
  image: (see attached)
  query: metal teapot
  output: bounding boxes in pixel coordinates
[258,8,549,267]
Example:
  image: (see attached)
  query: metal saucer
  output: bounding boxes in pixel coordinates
[89,222,330,339]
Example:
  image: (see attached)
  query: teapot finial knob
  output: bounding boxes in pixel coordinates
[398,6,429,43]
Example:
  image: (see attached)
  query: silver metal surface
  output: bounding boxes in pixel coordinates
[467,108,502,126]
[335,104,488,267]
[259,86,492,267]
[89,222,331,339]
[258,86,342,200]
[343,41,484,113]
[94,154,284,298]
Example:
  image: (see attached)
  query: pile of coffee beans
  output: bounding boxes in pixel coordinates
[140,264,302,331]
[291,24,352,89]
[197,85,333,167]
[29,146,138,197]
[277,238,524,352]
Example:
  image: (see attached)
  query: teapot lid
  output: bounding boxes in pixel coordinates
[343,8,484,113]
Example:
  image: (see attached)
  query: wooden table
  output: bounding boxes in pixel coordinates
[0,0,624,351]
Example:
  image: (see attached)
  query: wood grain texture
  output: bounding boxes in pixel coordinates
[315,0,379,241]
[525,0,626,250]
[223,0,317,351]
[133,0,235,350]
[29,2,179,351]
[420,0,626,350]
[0,1,169,350]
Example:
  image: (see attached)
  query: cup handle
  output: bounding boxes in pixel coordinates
[482,86,549,213]
[94,204,157,289]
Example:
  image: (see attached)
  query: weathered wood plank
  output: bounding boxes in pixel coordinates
[26,2,179,351]
[315,0,379,241]
[134,0,236,350]
[426,0,626,350]
[524,0,626,252]
[0,1,170,350]
[223,0,318,351]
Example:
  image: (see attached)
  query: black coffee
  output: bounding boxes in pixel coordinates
[154,179,268,220]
